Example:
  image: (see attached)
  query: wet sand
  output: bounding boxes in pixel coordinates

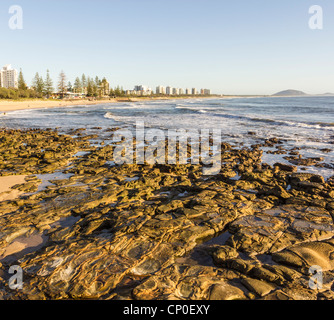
[0,175,27,201]
[0,98,119,113]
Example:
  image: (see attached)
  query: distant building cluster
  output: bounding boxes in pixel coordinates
[125,85,153,96]
[0,64,18,89]
[158,86,211,96]
[0,63,213,99]
[126,85,211,96]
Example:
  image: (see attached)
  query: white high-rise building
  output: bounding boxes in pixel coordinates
[172,88,179,95]
[156,86,166,95]
[166,86,173,95]
[134,85,152,96]
[134,85,147,92]
[0,65,18,89]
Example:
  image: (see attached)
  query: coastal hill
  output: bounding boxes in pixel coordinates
[273,90,307,97]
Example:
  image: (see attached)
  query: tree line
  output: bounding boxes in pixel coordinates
[0,69,126,100]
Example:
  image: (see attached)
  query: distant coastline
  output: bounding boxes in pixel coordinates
[1,93,330,114]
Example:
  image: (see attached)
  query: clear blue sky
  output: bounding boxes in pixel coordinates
[1,0,333,95]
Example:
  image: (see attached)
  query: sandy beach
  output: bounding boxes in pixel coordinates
[0,175,27,202]
[0,98,122,113]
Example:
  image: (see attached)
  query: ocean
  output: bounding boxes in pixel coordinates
[1,96,333,179]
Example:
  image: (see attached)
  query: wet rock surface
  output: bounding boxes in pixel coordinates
[0,129,333,300]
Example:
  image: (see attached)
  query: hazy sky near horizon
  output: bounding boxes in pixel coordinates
[0,0,333,95]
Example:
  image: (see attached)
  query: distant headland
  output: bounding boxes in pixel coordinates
[272,90,307,97]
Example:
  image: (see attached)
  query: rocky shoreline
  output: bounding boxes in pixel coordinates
[0,128,334,300]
